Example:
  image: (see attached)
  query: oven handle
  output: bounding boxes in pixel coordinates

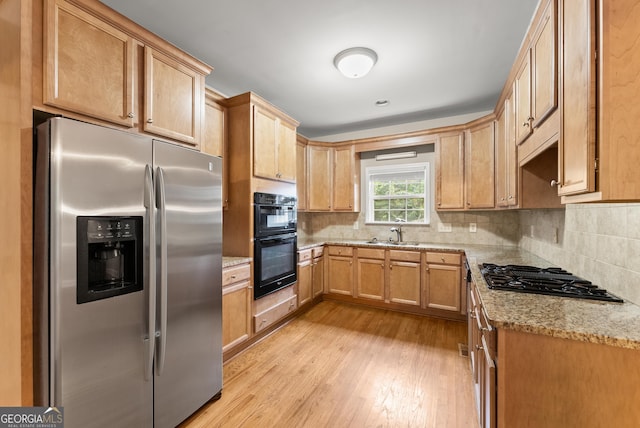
[256,234,296,245]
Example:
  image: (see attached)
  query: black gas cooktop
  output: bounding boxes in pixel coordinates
[480,263,624,303]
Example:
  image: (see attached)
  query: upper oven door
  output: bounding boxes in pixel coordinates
[254,202,297,237]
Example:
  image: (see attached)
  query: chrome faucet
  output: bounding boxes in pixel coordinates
[390,225,403,243]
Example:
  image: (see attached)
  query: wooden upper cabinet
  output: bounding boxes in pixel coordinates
[333,145,358,211]
[144,46,204,146]
[436,132,465,210]
[43,0,136,127]
[253,105,297,182]
[203,90,228,208]
[277,121,297,182]
[514,52,532,145]
[465,122,495,209]
[515,0,557,145]
[558,0,596,197]
[296,139,308,211]
[496,92,518,208]
[307,145,332,211]
[531,0,557,129]
[253,107,278,179]
[203,93,226,157]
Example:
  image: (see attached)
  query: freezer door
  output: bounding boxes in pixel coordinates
[153,140,223,428]
[35,118,154,427]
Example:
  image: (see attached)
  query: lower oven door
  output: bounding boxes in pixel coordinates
[254,232,297,299]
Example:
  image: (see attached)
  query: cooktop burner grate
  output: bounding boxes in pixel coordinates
[480,263,623,303]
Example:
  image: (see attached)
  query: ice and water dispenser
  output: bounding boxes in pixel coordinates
[77,216,143,304]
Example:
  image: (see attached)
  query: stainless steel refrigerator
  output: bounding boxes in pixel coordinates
[34,117,223,427]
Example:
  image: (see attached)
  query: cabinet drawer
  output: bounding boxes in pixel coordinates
[357,248,385,259]
[389,250,421,262]
[312,246,324,258]
[426,252,461,265]
[298,249,312,262]
[328,246,353,256]
[254,295,297,333]
[222,263,251,286]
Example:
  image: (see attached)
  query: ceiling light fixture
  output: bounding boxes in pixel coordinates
[375,151,417,161]
[334,47,378,78]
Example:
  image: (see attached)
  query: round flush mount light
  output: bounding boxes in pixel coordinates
[334,47,378,78]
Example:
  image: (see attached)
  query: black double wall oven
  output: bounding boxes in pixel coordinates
[253,192,297,299]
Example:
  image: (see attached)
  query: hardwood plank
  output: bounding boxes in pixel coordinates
[181,301,478,428]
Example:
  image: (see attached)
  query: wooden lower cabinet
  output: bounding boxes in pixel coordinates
[311,247,324,297]
[388,250,421,306]
[327,246,354,295]
[356,248,385,301]
[468,279,497,428]
[297,249,313,306]
[222,262,252,353]
[424,252,462,312]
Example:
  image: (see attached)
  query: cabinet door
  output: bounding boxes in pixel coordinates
[436,132,465,210]
[297,260,312,306]
[356,258,385,301]
[312,255,324,297]
[505,92,518,207]
[222,280,252,352]
[514,51,532,145]
[558,0,596,196]
[296,142,307,211]
[531,0,557,129]
[144,47,204,146]
[333,145,356,211]
[203,96,225,157]
[425,263,461,312]
[203,96,228,208]
[308,145,332,211]
[465,122,495,209]
[277,121,297,182]
[253,107,278,179]
[495,109,508,208]
[327,255,353,295]
[481,335,497,428]
[389,261,421,306]
[44,0,135,127]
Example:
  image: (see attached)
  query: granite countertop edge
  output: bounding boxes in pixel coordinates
[296,238,640,350]
[222,256,252,268]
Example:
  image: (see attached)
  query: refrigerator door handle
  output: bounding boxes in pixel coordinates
[155,166,168,376]
[143,164,156,381]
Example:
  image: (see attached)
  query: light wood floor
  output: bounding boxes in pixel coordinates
[181,301,479,428]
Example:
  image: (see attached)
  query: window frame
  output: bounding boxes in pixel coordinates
[364,162,430,225]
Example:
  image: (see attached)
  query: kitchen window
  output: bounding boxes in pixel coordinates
[365,163,430,224]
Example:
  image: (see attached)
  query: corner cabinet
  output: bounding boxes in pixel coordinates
[41,0,211,146]
[495,92,518,208]
[436,132,465,210]
[296,136,308,211]
[306,143,360,212]
[203,89,228,208]
[465,121,496,209]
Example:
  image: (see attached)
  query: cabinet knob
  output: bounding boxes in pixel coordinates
[522,122,529,127]
[147,118,153,124]
[550,179,562,188]
[127,112,134,118]
[508,195,513,199]
[231,275,237,279]
[476,344,484,351]
[441,257,445,262]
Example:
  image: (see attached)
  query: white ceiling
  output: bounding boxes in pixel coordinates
[102,0,540,139]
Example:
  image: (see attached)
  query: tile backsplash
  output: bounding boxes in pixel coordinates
[519,203,640,305]
[298,209,520,246]
[299,203,640,305]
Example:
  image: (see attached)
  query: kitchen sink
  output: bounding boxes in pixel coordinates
[364,239,421,246]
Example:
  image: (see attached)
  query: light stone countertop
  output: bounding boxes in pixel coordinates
[222,256,252,268]
[297,239,640,350]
